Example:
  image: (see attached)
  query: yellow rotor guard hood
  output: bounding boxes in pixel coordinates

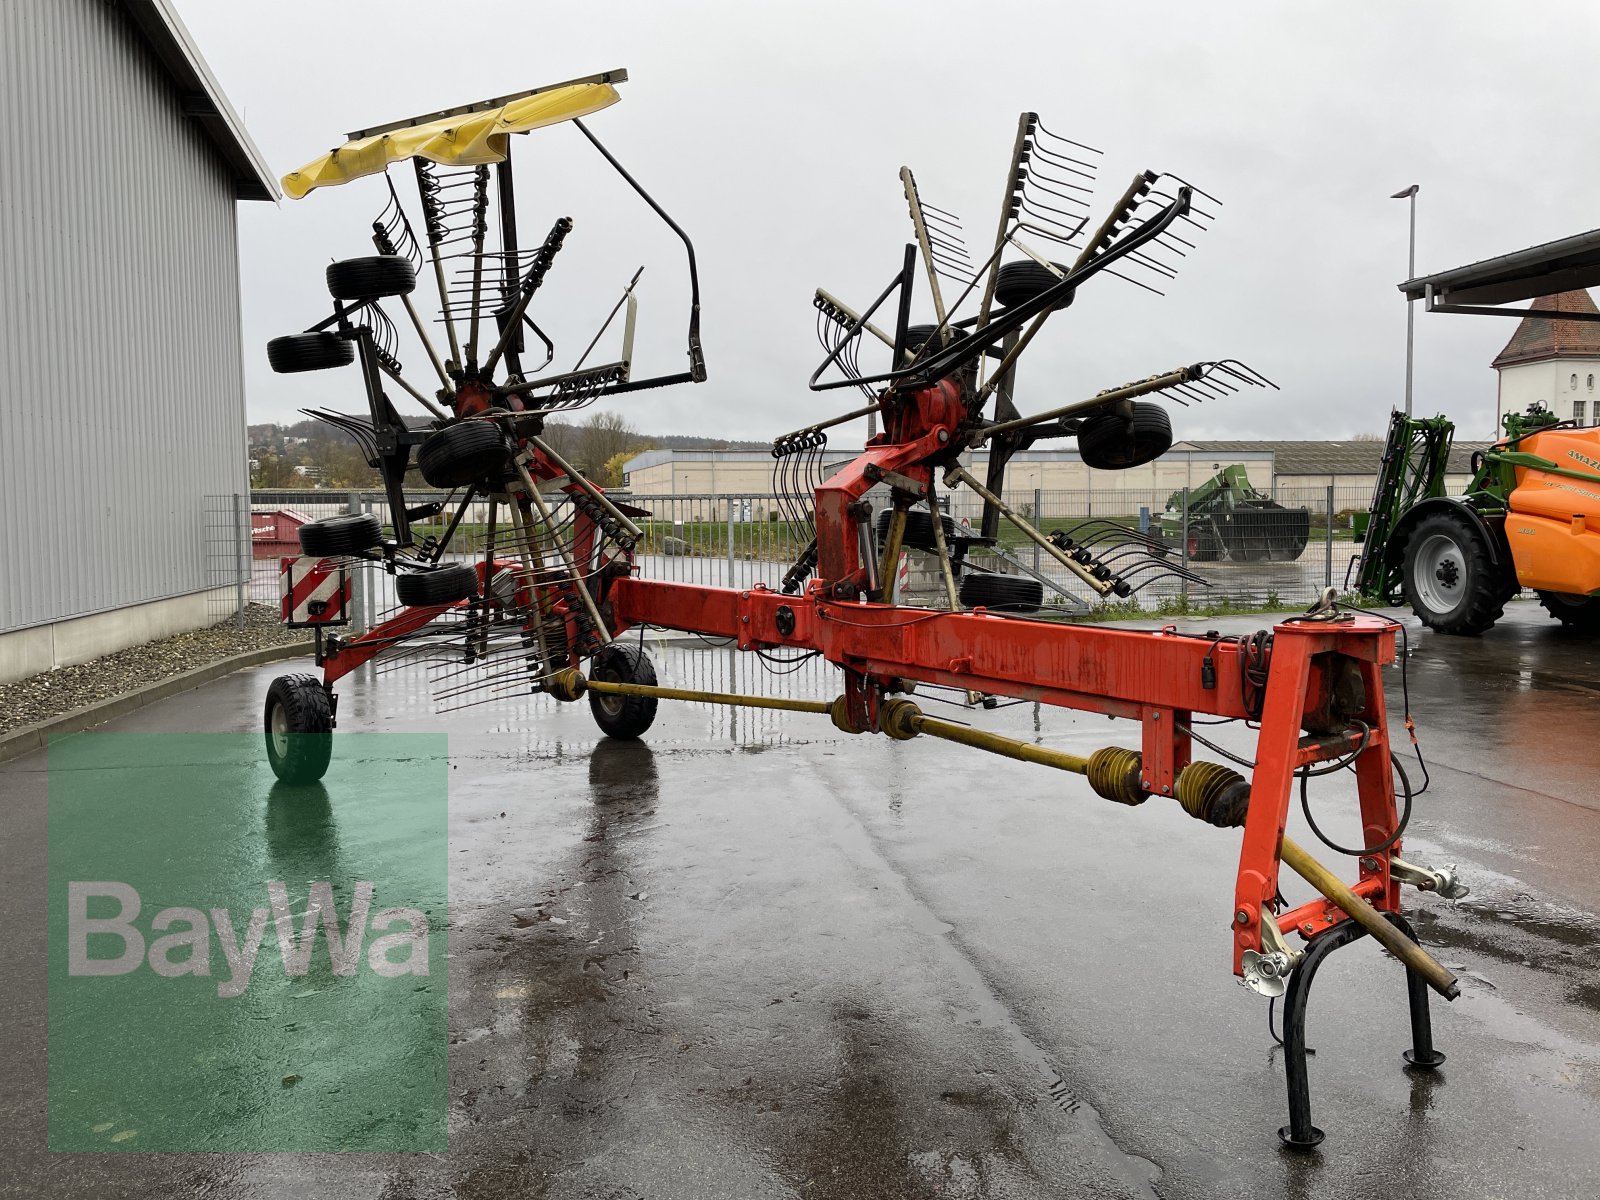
[282,79,622,199]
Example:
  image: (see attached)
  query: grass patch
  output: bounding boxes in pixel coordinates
[1063,588,1319,624]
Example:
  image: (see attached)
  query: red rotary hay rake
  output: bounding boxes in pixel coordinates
[263,70,1467,1146]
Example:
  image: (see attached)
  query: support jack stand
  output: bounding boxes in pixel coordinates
[1278,911,1445,1150]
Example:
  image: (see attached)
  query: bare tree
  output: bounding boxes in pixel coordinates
[539,419,583,463]
[577,411,645,480]
[1351,431,1383,442]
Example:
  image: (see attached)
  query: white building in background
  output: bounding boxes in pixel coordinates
[1492,289,1600,430]
[620,441,1487,511]
[622,446,1275,500]
[0,0,276,684]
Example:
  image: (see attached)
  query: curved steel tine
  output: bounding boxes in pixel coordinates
[1187,376,1233,398]
[1126,250,1180,280]
[1159,174,1224,208]
[1215,360,1280,389]
[1102,267,1165,296]
[1028,141,1101,178]
[1031,118,1103,157]
[1119,559,1210,585]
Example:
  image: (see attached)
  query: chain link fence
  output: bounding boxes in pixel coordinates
[202,494,252,629]
[207,485,1382,631]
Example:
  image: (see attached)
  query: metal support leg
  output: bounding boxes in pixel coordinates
[1278,910,1445,1150]
[1278,919,1362,1149]
[1390,911,1446,1070]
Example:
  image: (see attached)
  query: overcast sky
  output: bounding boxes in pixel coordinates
[176,0,1600,445]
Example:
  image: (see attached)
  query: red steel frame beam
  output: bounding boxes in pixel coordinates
[609,575,1402,979]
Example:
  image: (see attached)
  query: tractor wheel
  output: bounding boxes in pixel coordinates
[264,674,333,784]
[418,421,512,489]
[326,255,417,301]
[396,564,478,607]
[1185,523,1221,563]
[588,642,659,739]
[959,571,1044,612]
[995,260,1074,311]
[267,332,354,374]
[876,508,956,552]
[1401,511,1509,635]
[1077,403,1173,470]
[1536,590,1600,631]
[298,513,382,556]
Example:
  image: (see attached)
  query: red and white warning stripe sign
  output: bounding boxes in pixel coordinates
[279,556,352,627]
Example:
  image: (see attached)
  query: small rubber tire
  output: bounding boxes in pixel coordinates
[298,513,382,556]
[396,564,478,607]
[265,674,333,784]
[959,572,1044,612]
[326,255,417,301]
[903,323,946,354]
[995,260,1074,311]
[267,332,354,374]
[1078,403,1173,470]
[1401,511,1508,635]
[588,642,659,739]
[1537,590,1600,631]
[876,508,957,552]
[418,422,512,489]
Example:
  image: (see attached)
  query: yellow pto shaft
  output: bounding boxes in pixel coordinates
[1280,836,1459,998]
[569,680,1458,996]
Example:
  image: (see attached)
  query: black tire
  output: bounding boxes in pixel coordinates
[298,513,382,556]
[396,564,478,607]
[1401,511,1509,635]
[876,508,956,552]
[959,571,1044,612]
[1185,523,1221,563]
[264,674,333,784]
[995,260,1074,311]
[902,323,946,354]
[1077,403,1173,470]
[418,421,512,489]
[267,332,354,374]
[1537,590,1600,631]
[326,255,417,301]
[588,642,659,739]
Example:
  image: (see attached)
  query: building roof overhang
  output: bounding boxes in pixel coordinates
[120,0,278,201]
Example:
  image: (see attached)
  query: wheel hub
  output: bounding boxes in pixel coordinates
[1414,532,1468,614]
[269,701,289,759]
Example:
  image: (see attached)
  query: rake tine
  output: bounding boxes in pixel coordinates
[1101,267,1165,296]
[1032,118,1103,157]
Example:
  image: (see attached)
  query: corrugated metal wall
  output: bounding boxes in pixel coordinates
[0,0,248,633]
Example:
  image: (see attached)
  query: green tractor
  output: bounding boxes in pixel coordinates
[1353,404,1600,634]
[1157,464,1311,562]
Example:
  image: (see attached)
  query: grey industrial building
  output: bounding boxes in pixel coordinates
[0,0,275,683]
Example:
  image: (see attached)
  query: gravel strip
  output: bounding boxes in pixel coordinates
[0,605,307,733]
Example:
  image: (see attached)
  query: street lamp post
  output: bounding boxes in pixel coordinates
[1391,184,1419,417]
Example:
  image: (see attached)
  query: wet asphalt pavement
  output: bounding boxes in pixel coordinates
[4,601,1600,1197]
